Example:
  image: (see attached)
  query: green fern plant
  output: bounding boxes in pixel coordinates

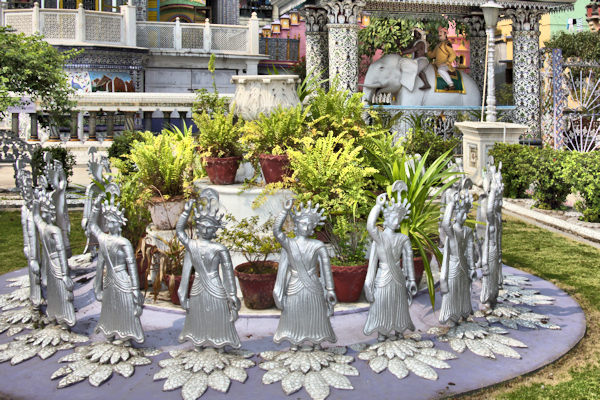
[241,104,310,159]
[194,110,245,158]
[127,125,202,199]
[288,133,377,263]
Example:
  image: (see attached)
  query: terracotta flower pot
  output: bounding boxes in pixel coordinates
[234,261,278,309]
[204,156,241,185]
[402,255,426,286]
[259,153,291,184]
[167,274,195,306]
[148,196,185,230]
[331,263,368,303]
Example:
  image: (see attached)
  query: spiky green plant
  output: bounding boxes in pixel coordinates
[385,149,460,307]
[194,110,244,158]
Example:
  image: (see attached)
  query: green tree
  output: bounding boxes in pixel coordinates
[0,26,76,128]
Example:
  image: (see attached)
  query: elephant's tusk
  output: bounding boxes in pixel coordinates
[359,83,380,89]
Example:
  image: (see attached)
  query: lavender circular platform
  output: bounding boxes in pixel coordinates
[0,263,585,400]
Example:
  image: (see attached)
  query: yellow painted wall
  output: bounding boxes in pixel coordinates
[495,13,552,62]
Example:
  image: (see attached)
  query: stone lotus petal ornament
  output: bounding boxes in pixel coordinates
[259,346,357,400]
[498,286,555,306]
[356,333,457,381]
[475,304,560,330]
[0,287,30,311]
[439,179,478,326]
[153,348,255,400]
[430,321,527,359]
[364,181,417,341]
[82,147,112,255]
[6,275,31,288]
[0,306,49,337]
[272,199,337,348]
[52,341,159,388]
[0,324,88,365]
[32,187,76,328]
[44,153,72,259]
[503,274,531,287]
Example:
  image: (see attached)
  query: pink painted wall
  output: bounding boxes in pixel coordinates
[268,19,306,62]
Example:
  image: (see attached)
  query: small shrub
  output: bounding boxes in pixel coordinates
[488,143,537,198]
[107,130,143,174]
[561,151,600,222]
[532,148,570,209]
[31,145,75,186]
[403,127,461,168]
[194,111,244,158]
[545,31,600,61]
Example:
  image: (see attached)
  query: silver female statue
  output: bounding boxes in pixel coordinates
[439,181,477,326]
[273,200,337,349]
[82,147,111,255]
[45,153,72,258]
[17,163,42,307]
[364,181,417,341]
[176,189,241,348]
[32,188,75,327]
[480,167,504,309]
[90,184,144,343]
[439,158,464,247]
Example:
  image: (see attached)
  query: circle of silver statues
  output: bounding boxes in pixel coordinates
[9,150,505,397]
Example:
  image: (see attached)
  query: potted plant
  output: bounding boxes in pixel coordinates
[194,110,245,185]
[241,104,309,183]
[287,133,377,302]
[127,125,202,230]
[218,215,281,309]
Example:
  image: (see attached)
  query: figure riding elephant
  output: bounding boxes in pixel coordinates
[361,54,481,107]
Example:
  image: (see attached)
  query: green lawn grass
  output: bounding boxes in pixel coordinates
[470,217,600,400]
[0,210,85,275]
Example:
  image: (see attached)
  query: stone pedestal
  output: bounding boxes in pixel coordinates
[230,75,300,121]
[455,121,528,185]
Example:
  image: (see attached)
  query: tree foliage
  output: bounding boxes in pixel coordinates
[0,26,76,128]
[545,31,600,61]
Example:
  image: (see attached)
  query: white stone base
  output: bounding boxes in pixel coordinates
[455,121,528,185]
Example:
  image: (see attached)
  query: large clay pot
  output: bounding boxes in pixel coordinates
[148,197,185,230]
[234,261,278,309]
[167,274,195,306]
[204,156,241,185]
[259,153,291,184]
[331,263,368,303]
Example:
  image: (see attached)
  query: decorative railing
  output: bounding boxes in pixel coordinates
[260,37,300,62]
[0,3,261,55]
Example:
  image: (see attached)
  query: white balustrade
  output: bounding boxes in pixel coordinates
[2,5,261,55]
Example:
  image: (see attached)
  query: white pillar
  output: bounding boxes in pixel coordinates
[485,24,497,122]
[120,0,136,46]
[32,2,40,34]
[245,60,258,75]
[247,12,259,54]
[203,18,211,52]
[75,3,85,42]
[174,17,182,50]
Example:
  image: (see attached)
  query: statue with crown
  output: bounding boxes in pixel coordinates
[364,180,417,341]
[272,199,337,349]
[89,182,145,343]
[439,178,478,326]
[32,186,76,328]
[175,188,242,348]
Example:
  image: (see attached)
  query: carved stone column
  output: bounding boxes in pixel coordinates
[323,0,365,93]
[302,6,329,89]
[464,15,486,94]
[88,111,97,141]
[507,9,544,139]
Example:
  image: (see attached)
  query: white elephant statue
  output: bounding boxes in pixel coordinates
[361,54,481,107]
